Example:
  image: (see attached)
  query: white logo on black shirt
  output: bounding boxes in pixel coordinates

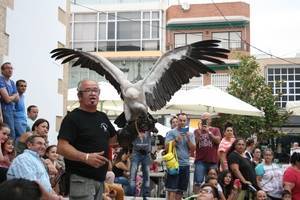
[100,123,108,132]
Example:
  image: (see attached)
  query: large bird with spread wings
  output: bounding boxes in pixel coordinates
[51,40,229,128]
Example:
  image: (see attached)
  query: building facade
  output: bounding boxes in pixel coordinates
[258,57,300,108]
[69,0,165,88]
[0,0,70,144]
[258,57,300,160]
[68,1,249,91]
[166,1,250,89]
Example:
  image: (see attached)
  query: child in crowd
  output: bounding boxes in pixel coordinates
[43,145,64,194]
[103,171,125,200]
[218,170,239,200]
[282,190,292,200]
[205,168,226,200]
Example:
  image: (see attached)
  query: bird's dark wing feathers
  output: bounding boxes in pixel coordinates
[143,40,230,111]
[50,48,123,96]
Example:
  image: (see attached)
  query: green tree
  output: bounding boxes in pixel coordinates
[213,56,288,141]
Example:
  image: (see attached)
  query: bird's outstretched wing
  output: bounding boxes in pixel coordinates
[141,40,230,111]
[50,48,128,96]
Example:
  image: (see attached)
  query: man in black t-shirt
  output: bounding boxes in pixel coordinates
[57,80,117,200]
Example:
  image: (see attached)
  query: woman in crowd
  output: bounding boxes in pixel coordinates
[283,152,300,200]
[112,148,130,194]
[0,137,15,168]
[15,118,49,155]
[0,122,10,183]
[197,183,219,200]
[227,138,257,200]
[44,145,65,194]
[218,122,235,171]
[169,116,178,129]
[245,138,255,161]
[218,170,239,200]
[252,148,262,166]
[255,148,283,200]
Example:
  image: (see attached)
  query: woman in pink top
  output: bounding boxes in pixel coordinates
[283,152,300,200]
[218,122,235,171]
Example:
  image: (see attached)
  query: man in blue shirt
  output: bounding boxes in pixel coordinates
[7,135,51,192]
[14,80,27,138]
[0,62,19,139]
[165,113,196,200]
[7,135,63,199]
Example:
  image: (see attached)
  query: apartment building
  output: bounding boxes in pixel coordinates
[166,1,250,90]
[258,57,300,108]
[69,0,165,88]
[69,1,250,91]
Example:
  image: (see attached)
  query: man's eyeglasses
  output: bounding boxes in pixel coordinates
[79,88,100,94]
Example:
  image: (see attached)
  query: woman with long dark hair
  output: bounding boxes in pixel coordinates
[15,118,49,155]
[227,138,257,200]
[0,122,10,183]
[112,148,130,195]
[218,170,239,200]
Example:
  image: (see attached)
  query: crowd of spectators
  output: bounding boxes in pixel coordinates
[0,63,299,200]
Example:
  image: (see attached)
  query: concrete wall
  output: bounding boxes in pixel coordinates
[0,0,14,63]
[5,0,68,144]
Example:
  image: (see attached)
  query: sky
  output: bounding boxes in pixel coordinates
[171,0,300,58]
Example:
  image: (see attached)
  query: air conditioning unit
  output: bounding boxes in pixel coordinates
[181,2,190,11]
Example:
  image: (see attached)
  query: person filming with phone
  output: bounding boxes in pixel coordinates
[165,113,195,200]
[193,112,221,193]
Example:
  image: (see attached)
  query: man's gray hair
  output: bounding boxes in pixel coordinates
[77,79,98,92]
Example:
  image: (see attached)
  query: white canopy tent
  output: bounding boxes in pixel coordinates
[286,101,300,116]
[155,123,171,137]
[166,85,264,117]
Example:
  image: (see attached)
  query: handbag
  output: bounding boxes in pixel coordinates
[162,141,179,175]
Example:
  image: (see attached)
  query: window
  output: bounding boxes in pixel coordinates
[71,11,161,52]
[212,31,242,50]
[182,76,203,90]
[74,23,97,41]
[174,33,202,48]
[72,13,98,51]
[266,65,300,107]
[211,73,231,91]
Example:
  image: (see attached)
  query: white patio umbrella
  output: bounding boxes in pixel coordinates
[166,85,264,117]
[286,101,300,116]
[155,123,171,137]
[67,81,122,115]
